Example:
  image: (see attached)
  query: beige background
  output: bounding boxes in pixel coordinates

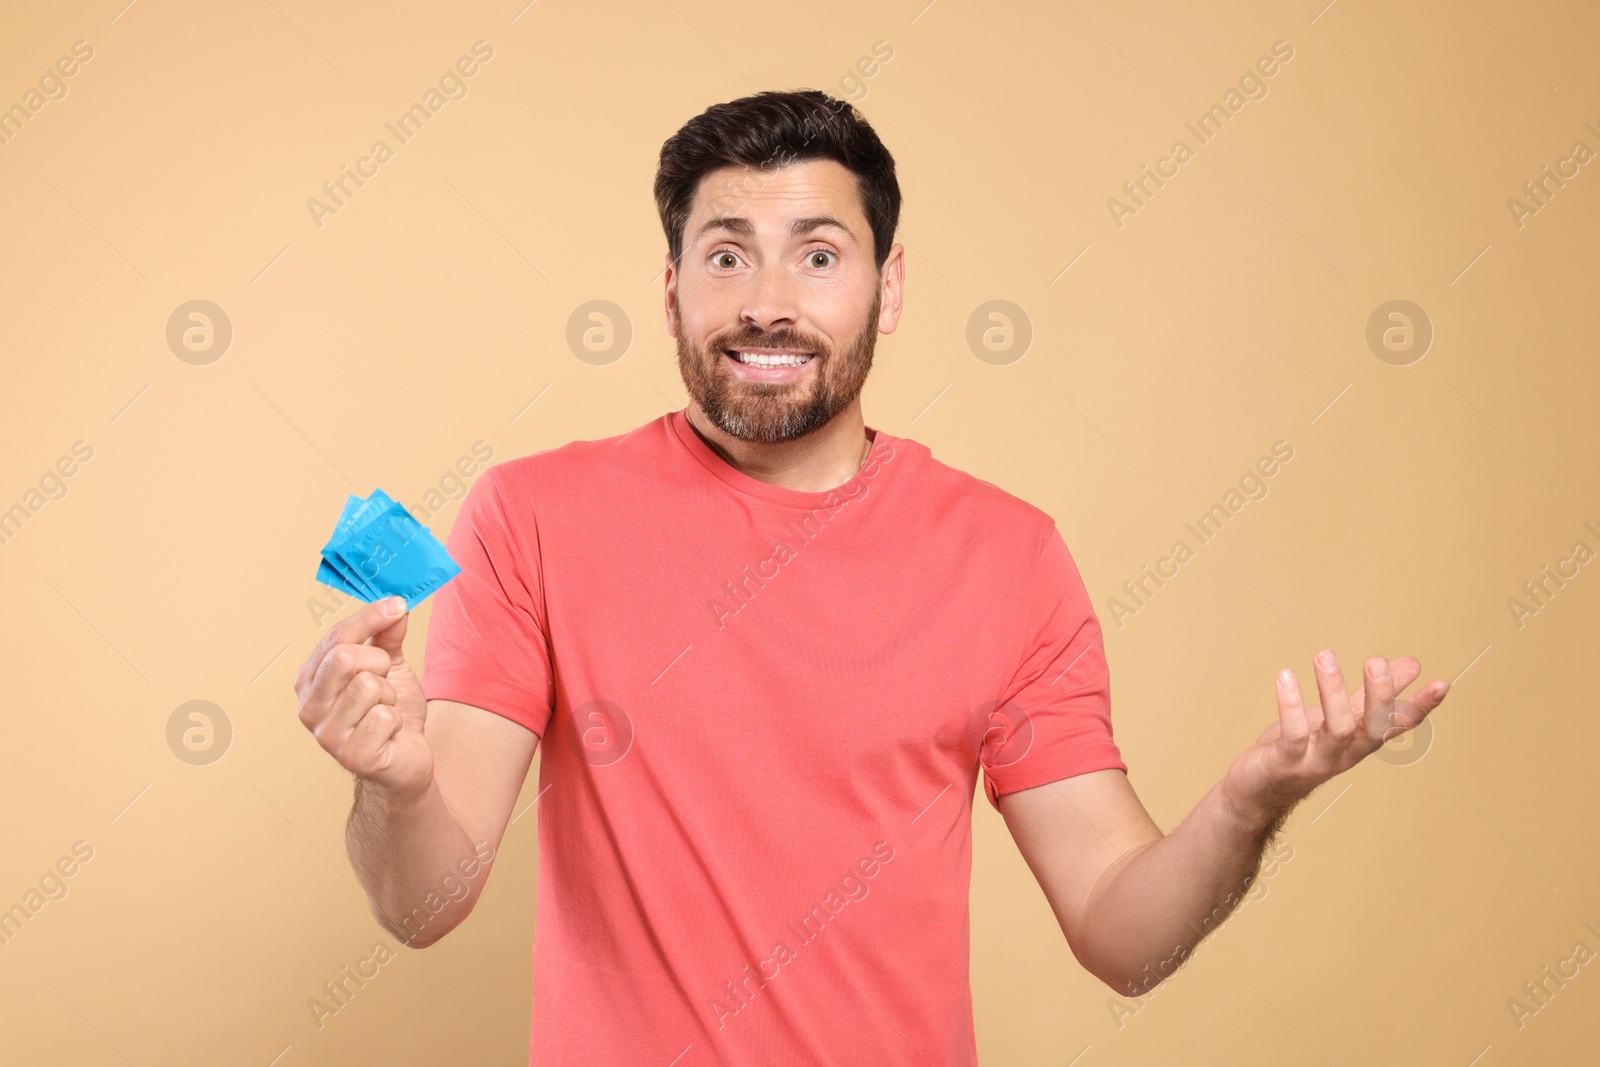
[2,0,1597,1063]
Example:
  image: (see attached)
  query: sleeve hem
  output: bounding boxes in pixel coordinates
[423,675,548,738]
[983,748,1128,811]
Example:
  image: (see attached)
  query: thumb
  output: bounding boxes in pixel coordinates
[368,597,410,660]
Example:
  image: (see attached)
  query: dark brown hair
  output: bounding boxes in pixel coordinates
[654,89,901,271]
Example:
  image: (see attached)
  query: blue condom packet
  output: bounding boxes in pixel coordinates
[316,490,402,599]
[315,489,461,610]
[342,502,461,611]
[317,494,382,598]
[316,553,372,599]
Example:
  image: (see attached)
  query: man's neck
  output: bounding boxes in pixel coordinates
[682,401,872,493]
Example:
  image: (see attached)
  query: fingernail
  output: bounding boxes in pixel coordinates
[1278,669,1293,687]
[1318,648,1337,670]
[384,596,406,615]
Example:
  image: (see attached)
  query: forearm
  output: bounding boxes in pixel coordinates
[346,775,484,948]
[1075,779,1287,996]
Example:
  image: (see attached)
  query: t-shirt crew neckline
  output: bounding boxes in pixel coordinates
[668,407,893,511]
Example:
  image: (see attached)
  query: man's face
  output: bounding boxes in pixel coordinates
[666,158,898,444]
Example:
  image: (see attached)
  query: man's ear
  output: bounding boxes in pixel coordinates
[876,242,906,334]
[663,252,679,337]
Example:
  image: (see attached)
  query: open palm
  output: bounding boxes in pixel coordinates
[1223,648,1451,822]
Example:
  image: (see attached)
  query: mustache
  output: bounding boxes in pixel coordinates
[710,329,825,357]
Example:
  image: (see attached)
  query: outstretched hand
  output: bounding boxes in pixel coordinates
[1221,649,1451,828]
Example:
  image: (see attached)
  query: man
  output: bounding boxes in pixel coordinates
[293,90,1450,1064]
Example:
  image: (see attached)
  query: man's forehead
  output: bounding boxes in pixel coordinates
[688,159,865,235]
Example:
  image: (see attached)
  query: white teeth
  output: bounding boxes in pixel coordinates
[731,351,812,367]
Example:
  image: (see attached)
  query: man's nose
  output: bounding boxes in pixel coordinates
[739,263,801,333]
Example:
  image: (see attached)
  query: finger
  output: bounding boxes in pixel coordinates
[1384,678,1452,740]
[1361,656,1397,746]
[316,669,399,751]
[294,597,409,697]
[329,669,399,728]
[368,608,410,662]
[343,701,406,774]
[1375,658,1434,737]
[299,643,391,730]
[1349,656,1421,720]
[1389,656,1421,693]
[1313,647,1357,746]
[1275,668,1310,759]
[1302,687,1325,730]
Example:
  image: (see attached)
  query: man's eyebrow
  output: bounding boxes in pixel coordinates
[693,216,754,242]
[787,215,853,238]
[692,215,855,242]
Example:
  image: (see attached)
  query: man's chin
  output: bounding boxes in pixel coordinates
[705,399,830,445]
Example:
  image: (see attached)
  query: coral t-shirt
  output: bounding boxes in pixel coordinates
[420,408,1125,1066]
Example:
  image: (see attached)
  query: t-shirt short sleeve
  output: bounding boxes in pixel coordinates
[979,521,1126,811]
[420,467,554,737]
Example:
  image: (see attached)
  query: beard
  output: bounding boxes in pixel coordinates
[674,287,881,445]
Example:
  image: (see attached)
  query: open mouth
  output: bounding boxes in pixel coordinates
[723,348,816,368]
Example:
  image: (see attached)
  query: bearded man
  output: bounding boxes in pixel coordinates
[294,89,1450,1065]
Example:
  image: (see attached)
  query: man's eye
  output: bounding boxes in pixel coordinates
[808,251,834,268]
[713,252,740,269]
